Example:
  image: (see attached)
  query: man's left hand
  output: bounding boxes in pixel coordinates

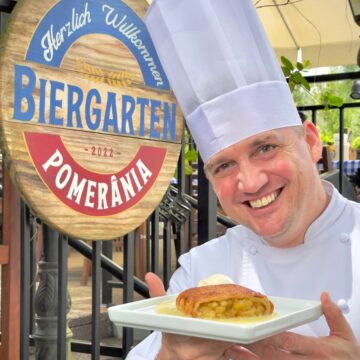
[224,292,360,359]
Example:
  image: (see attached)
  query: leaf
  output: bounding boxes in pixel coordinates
[320,92,329,104]
[303,59,311,68]
[328,95,343,108]
[293,71,304,83]
[184,162,194,175]
[320,90,344,108]
[352,136,360,149]
[281,66,291,77]
[296,62,304,71]
[281,56,294,70]
[320,132,334,145]
[299,75,311,91]
[289,80,296,93]
[184,149,198,161]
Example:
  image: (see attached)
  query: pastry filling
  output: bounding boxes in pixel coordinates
[195,298,266,319]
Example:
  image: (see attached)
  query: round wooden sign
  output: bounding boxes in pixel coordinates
[0,0,183,240]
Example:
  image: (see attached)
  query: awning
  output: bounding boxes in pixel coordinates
[256,0,360,68]
[145,0,360,69]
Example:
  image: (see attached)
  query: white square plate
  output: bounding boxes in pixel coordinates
[108,295,323,344]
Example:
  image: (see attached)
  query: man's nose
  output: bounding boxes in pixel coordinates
[236,164,268,194]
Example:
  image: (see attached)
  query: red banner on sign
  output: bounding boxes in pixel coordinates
[24,132,167,216]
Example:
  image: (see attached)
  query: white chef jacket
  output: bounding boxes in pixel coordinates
[127,181,360,359]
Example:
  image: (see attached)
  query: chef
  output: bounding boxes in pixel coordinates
[127,0,360,358]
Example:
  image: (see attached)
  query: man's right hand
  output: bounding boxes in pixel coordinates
[145,272,237,360]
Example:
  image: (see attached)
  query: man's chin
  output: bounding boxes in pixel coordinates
[261,228,302,248]
[254,226,289,245]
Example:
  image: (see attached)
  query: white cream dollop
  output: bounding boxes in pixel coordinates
[197,274,234,287]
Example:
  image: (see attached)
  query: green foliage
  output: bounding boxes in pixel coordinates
[282,59,360,145]
[319,91,344,110]
[320,132,334,145]
[352,136,360,149]
[282,56,344,110]
[281,56,311,93]
[300,65,360,143]
[182,128,198,175]
[184,148,198,175]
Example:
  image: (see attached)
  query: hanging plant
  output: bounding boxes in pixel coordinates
[319,91,344,110]
[281,56,311,93]
[281,56,343,109]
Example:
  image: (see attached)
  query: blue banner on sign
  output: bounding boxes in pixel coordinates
[26,0,169,90]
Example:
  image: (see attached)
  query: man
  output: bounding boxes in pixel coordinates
[127,0,360,358]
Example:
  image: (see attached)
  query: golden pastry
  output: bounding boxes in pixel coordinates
[176,284,274,319]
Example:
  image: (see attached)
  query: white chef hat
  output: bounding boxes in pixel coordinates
[145,0,301,162]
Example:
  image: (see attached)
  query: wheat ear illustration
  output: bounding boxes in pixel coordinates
[107,71,135,87]
[76,58,105,83]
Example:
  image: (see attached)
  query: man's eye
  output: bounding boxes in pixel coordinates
[259,144,276,154]
[214,162,234,176]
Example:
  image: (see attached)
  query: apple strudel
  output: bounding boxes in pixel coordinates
[176,284,274,319]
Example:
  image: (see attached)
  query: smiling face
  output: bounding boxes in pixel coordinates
[205,121,329,248]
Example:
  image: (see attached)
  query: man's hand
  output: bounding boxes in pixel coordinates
[145,272,235,360]
[145,272,167,297]
[224,292,360,359]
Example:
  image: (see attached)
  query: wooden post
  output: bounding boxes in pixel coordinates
[134,222,147,280]
[0,166,21,360]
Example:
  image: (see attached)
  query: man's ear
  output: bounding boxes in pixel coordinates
[303,120,322,162]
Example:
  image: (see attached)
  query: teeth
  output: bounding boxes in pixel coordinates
[249,191,279,209]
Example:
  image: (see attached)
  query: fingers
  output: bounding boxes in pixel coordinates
[161,334,236,360]
[225,345,261,359]
[145,272,166,297]
[320,292,356,341]
[243,336,317,359]
[227,342,304,360]
[261,332,316,355]
[224,293,357,360]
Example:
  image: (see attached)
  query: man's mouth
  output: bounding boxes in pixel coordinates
[248,189,281,209]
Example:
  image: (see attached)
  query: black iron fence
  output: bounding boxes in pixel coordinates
[17,150,229,359]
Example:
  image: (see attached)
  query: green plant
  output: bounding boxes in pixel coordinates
[320,132,334,145]
[352,136,360,149]
[319,91,344,110]
[281,56,344,109]
[281,56,311,93]
[184,148,197,175]
[176,128,198,176]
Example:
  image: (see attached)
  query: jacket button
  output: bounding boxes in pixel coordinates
[339,233,350,243]
[337,299,350,313]
[249,246,258,255]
